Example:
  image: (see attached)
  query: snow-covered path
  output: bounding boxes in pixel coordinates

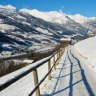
[53,47,96,96]
[0,46,96,96]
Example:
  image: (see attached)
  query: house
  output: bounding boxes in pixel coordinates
[60,38,71,48]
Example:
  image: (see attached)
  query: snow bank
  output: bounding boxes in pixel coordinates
[74,36,96,68]
[22,60,34,64]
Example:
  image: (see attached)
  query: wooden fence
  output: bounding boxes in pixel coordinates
[0,48,64,96]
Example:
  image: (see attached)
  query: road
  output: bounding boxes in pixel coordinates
[53,47,96,96]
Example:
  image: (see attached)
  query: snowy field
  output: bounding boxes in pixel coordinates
[74,36,96,69]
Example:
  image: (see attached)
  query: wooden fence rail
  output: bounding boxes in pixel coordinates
[0,49,64,96]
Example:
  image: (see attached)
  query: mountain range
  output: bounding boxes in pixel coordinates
[0,5,96,56]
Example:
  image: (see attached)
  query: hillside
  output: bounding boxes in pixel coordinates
[20,9,89,35]
[0,5,96,56]
[0,7,74,56]
[20,9,96,35]
[74,36,96,69]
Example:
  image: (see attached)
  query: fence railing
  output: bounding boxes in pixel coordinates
[0,48,64,96]
[0,52,33,63]
[0,44,60,63]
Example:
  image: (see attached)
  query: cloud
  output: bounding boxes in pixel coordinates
[58,5,65,13]
[58,9,63,13]
[0,5,16,10]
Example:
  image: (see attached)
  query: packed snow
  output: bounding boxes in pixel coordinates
[41,46,96,95]
[1,43,96,96]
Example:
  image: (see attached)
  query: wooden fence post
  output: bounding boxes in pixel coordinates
[54,54,56,70]
[48,59,51,80]
[54,54,55,63]
[33,69,40,96]
[58,52,59,58]
[59,51,60,57]
[57,52,58,59]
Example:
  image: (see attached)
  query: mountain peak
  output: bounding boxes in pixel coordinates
[0,5,16,10]
[68,14,88,23]
[20,9,69,24]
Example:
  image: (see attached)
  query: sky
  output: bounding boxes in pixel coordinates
[0,0,96,17]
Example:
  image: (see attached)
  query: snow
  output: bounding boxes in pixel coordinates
[69,14,88,23]
[19,9,68,24]
[0,5,16,10]
[63,34,83,38]
[71,47,96,94]
[36,27,53,35]
[22,21,31,26]
[36,46,54,53]
[69,14,95,25]
[16,15,26,20]
[41,47,68,95]
[0,51,59,96]
[41,46,96,95]
[1,44,96,95]
[23,60,34,64]
[19,8,96,26]
[60,38,71,41]
[0,19,3,23]
[1,51,12,56]
[2,44,10,48]
[0,24,16,30]
[74,36,96,69]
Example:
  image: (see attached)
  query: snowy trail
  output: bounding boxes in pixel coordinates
[0,46,96,96]
[53,47,95,96]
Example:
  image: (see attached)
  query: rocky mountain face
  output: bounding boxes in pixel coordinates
[20,9,88,35]
[0,5,96,56]
[69,14,96,34]
[20,9,96,35]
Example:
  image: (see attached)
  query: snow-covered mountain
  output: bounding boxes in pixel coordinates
[0,5,96,56]
[20,9,96,34]
[83,18,96,33]
[20,9,68,24]
[69,14,96,33]
[0,6,75,56]
[68,14,89,23]
[19,9,92,35]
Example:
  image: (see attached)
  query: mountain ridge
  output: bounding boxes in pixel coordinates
[0,5,96,56]
[20,8,96,34]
